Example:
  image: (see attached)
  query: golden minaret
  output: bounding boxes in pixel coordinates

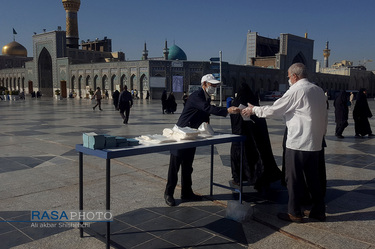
[62,0,81,49]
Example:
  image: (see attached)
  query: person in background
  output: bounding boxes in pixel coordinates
[166,92,177,114]
[353,88,374,138]
[333,90,349,138]
[242,63,327,223]
[112,89,120,110]
[226,96,233,108]
[118,85,133,124]
[349,92,354,108]
[164,74,240,207]
[92,87,102,111]
[182,91,188,106]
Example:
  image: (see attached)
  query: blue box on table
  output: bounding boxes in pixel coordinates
[82,132,105,149]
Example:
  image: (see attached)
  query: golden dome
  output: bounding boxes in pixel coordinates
[2,41,27,57]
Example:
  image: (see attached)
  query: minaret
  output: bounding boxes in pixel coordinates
[163,40,169,60]
[323,41,331,68]
[142,42,148,60]
[62,0,81,49]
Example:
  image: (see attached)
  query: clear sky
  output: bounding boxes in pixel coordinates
[1,0,374,70]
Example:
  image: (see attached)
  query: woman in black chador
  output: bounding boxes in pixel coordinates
[353,88,374,137]
[230,82,281,192]
[166,92,177,114]
[334,90,349,138]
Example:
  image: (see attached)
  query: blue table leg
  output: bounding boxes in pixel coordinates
[239,141,243,204]
[210,144,214,196]
[106,158,111,249]
[79,152,83,237]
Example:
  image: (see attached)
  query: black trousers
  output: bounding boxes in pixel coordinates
[119,106,130,123]
[285,148,326,217]
[165,148,196,196]
[335,121,348,136]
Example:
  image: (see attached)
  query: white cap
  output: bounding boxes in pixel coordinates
[201,74,220,84]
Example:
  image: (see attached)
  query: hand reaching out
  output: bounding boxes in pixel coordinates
[241,103,254,117]
[227,106,241,114]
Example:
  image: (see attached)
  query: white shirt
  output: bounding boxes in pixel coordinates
[253,78,327,151]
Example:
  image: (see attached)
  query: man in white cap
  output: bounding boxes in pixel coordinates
[164,74,240,206]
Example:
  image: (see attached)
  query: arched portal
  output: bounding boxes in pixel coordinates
[102,75,108,92]
[94,75,98,89]
[38,48,53,96]
[111,75,116,92]
[71,76,76,93]
[86,75,92,97]
[140,74,147,99]
[292,52,306,65]
[130,75,135,91]
[120,74,127,91]
[78,76,83,98]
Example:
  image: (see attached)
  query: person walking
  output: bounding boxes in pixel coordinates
[334,90,349,138]
[118,85,133,124]
[353,88,374,138]
[164,74,240,207]
[92,87,102,111]
[112,89,120,110]
[242,63,328,222]
[349,92,354,107]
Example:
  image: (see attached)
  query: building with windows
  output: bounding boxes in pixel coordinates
[1,0,374,100]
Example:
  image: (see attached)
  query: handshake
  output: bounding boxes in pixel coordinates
[227,103,255,117]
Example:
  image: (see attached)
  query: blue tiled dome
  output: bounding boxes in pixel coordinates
[168,44,187,60]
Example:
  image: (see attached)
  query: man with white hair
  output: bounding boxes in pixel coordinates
[242,63,328,222]
[164,74,240,206]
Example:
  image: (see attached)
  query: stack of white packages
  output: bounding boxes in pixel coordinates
[137,124,208,145]
[137,134,175,144]
[166,125,200,141]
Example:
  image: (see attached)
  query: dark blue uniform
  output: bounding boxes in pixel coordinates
[118,89,133,124]
[165,88,228,197]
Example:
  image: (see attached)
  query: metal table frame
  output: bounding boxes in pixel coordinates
[76,133,245,249]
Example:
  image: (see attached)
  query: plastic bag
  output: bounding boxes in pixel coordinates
[198,122,215,136]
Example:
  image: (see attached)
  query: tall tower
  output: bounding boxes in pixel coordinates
[62,0,81,49]
[163,40,169,60]
[142,42,148,60]
[323,41,330,68]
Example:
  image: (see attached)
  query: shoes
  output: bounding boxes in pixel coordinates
[355,134,363,138]
[277,213,304,223]
[123,119,127,124]
[231,180,240,187]
[164,194,176,207]
[181,192,202,202]
[336,134,344,139]
[303,210,310,217]
[303,210,326,222]
[99,109,103,111]
[369,134,375,137]
[92,107,95,110]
